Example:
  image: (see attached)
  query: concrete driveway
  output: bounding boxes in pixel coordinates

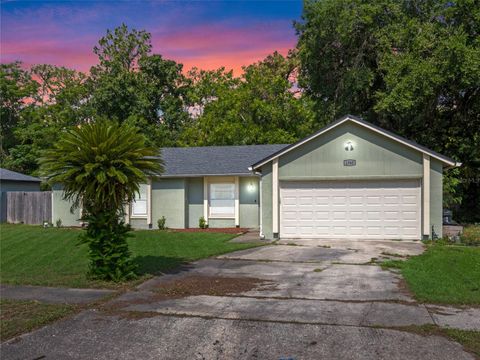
[3,238,478,360]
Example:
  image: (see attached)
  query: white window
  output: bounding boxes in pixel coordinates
[209,183,235,218]
[131,184,148,217]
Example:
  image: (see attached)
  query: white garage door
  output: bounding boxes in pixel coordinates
[280,180,421,240]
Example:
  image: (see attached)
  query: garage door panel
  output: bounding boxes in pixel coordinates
[282,197,297,206]
[315,226,331,235]
[280,180,421,240]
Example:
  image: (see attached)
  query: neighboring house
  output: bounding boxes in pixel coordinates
[0,168,42,222]
[53,115,459,240]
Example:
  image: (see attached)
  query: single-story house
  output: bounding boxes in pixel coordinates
[0,168,42,222]
[53,115,459,240]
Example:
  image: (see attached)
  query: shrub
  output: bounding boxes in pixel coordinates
[55,219,62,228]
[199,216,208,229]
[461,225,480,246]
[157,216,167,230]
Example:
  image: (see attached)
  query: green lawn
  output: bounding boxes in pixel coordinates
[383,244,480,305]
[0,224,260,289]
[0,299,77,341]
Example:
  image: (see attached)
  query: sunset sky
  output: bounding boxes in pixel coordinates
[1,1,302,75]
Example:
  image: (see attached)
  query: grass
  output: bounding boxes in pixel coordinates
[0,224,261,289]
[0,299,77,341]
[394,324,480,357]
[382,244,480,305]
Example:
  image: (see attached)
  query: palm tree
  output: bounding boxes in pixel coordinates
[41,119,163,281]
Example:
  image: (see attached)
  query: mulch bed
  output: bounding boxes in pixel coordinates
[173,228,249,234]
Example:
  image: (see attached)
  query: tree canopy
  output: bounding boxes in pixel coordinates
[1,10,479,221]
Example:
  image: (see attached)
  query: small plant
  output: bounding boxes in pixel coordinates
[199,216,208,229]
[55,218,62,228]
[460,225,480,246]
[157,216,167,230]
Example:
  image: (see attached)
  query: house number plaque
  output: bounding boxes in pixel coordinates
[343,159,356,166]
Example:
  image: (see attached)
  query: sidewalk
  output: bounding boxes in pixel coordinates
[0,284,116,304]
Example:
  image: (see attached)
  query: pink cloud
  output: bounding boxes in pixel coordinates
[2,19,296,75]
[151,22,295,74]
[1,38,97,72]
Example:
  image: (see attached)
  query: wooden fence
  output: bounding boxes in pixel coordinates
[6,191,52,225]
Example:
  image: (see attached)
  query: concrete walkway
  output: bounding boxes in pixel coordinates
[229,230,272,243]
[0,284,116,304]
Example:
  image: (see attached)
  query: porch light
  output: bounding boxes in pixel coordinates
[247,182,256,192]
[344,141,354,151]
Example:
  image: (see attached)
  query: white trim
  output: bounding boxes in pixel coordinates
[203,177,208,224]
[423,154,430,236]
[234,176,240,226]
[272,158,279,234]
[147,178,152,226]
[259,177,264,238]
[124,203,130,224]
[51,191,54,224]
[130,183,149,219]
[252,116,457,169]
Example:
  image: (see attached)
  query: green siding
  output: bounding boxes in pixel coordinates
[239,177,259,228]
[260,121,445,240]
[187,177,204,228]
[430,159,443,238]
[129,218,149,229]
[52,186,81,227]
[279,122,423,180]
[151,178,186,229]
[208,218,235,228]
[260,163,273,239]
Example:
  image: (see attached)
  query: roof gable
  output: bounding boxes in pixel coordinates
[0,168,41,182]
[250,115,458,170]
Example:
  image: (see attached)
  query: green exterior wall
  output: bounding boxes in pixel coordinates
[52,176,261,230]
[187,177,203,228]
[239,177,259,228]
[52,185,81,227]
[430,159,443,238]
[260,121,443,240]
[208,218,235,228]
[260,163,274,239]
[279,122,423,180]
[129,218,148,229]
[151,178,186,229]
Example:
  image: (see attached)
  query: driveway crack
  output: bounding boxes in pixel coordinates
[359,301,375,327]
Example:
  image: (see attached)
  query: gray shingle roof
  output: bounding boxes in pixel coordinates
[159,144,288,176]
[0,168,41,182]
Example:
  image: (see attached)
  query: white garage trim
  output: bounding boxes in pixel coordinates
[280,180,421,240]
[423,154,430,236]
[272,158,279,235]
